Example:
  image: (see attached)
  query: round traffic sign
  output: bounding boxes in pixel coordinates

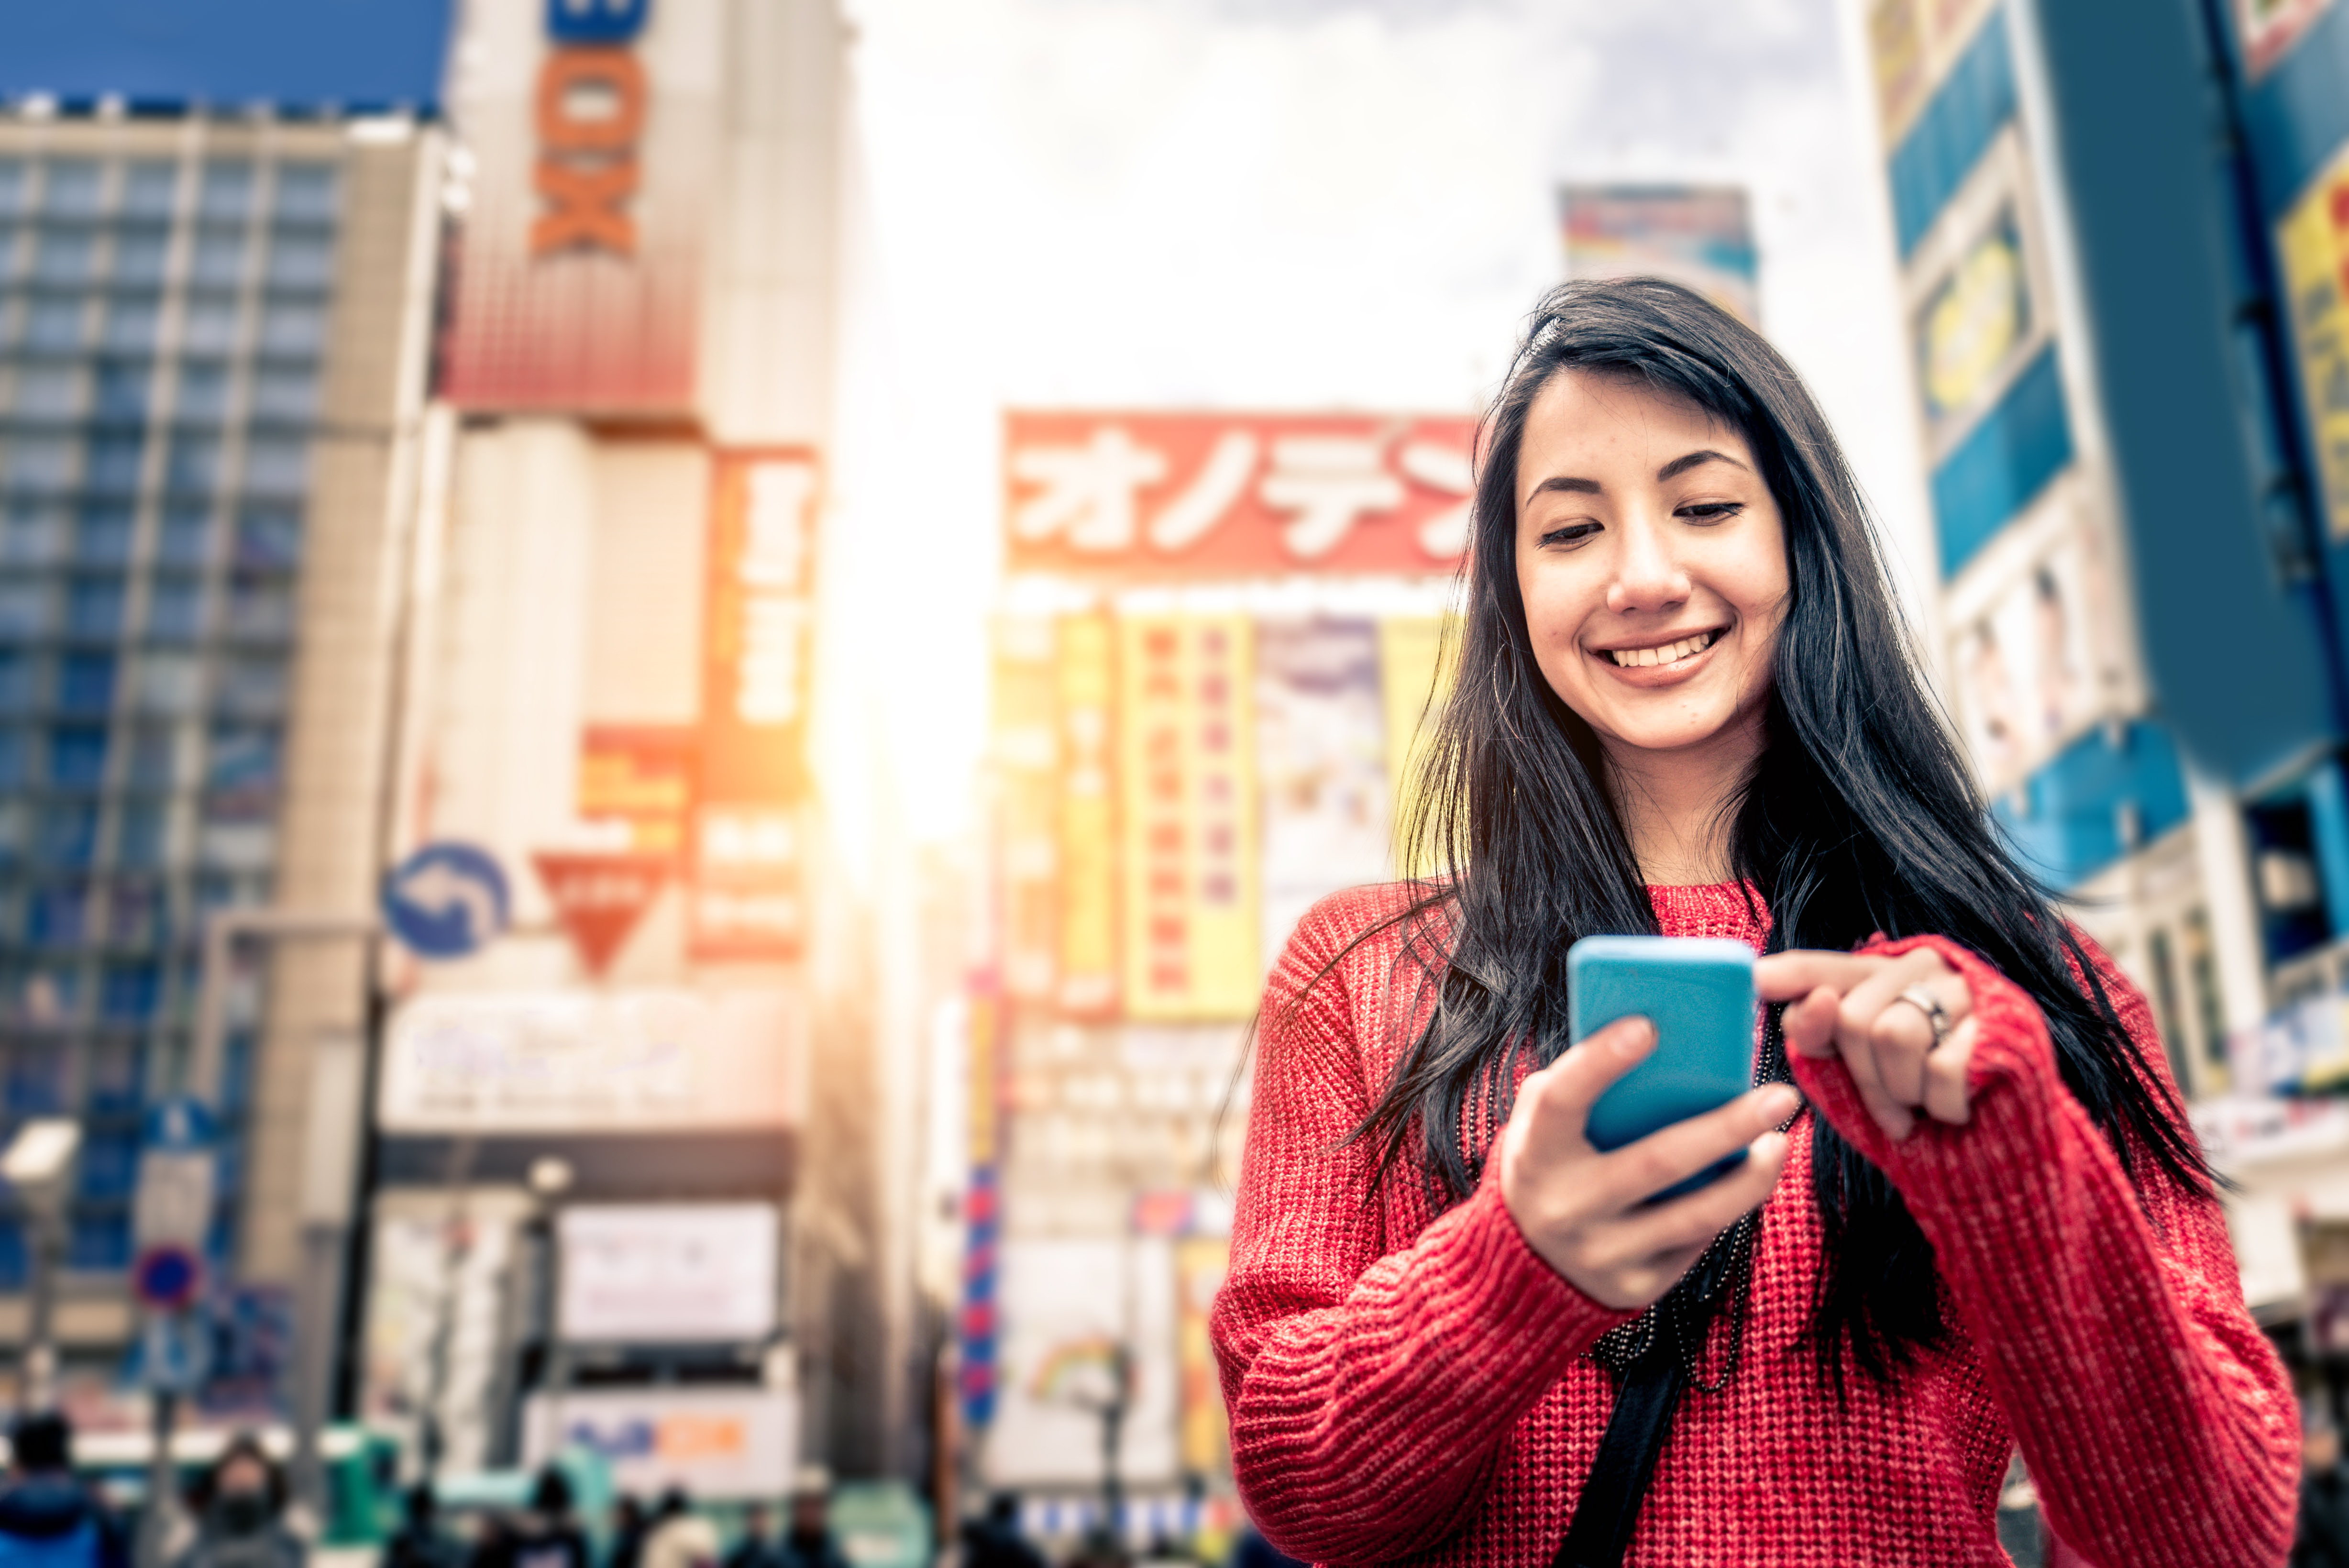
[131,1244,204,1312]
[381,841,510,959]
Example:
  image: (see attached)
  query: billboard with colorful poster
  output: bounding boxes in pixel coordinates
[1559,186,1759,327]
[987,608,1452,1023]
[1946,516,2128,797]
[983,1237,1178,1488]
[524,1388,798,1500]
[1866,0,1999,144]
[1004,412,1477,579]
[2236,0,2338,79]
[440,0,720,413]
[693,448,820,961]
[2277,141,2349,544]
[1255,620,1390,972]
[376,988,799,1133]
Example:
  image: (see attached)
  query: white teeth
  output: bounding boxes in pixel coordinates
[1608,631,1715,668]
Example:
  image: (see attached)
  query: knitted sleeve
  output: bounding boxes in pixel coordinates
[1208,892,1629,1563]
[1789,930,2299,1568]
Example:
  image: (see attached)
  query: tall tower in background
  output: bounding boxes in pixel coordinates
[1855,0,2349,1333]
[359,0,877,1486]
[0,104,443,1423]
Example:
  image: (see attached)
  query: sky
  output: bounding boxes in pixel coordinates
[0,0,450,110]
[820,0,1934,865]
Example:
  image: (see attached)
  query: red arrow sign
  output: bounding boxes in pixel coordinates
[531,852,670,976]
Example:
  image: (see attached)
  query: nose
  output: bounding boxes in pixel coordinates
[1604,510,1692,615]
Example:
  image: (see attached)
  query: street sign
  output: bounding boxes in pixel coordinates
[381,841,511,959]
[531,852,669,976]
[136,1095,216,1246]
[131,1245,203,1312]
[134,1305,211,1392]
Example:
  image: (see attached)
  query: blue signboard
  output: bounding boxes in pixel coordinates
[547,0,653,43]
[381,842,510,960]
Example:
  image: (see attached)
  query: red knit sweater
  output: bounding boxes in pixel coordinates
[1211,881,2298,1567]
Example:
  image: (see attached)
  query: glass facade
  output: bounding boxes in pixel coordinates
[0,152,337,1282]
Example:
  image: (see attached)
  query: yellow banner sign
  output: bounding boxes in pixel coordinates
[2278,144,2349,543]
[1057,614,1119,1016]
[1117,615,1261,1019]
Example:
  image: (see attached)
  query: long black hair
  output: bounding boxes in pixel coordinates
[1350,277,2211,1380]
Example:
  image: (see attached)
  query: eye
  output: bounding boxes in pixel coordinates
[1678,502,1745,523]
[1536,520,1601,548]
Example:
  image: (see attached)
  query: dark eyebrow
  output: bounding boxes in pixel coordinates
[1526,475,1602,497]
[1657,449,1749,481]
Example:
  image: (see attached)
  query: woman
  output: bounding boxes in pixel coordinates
[1210,278,2295,1567]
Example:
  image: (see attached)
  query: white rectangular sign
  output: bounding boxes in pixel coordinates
[984,1237,1179,1488]
[377,988,798,1134]
[523,1388,796,1500]
[558,1202,777,1344]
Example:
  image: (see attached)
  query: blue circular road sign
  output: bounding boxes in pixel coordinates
[132,1244,203,1312]
[381,841,511,959]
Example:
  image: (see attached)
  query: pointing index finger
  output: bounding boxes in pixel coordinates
[1754,950,1882,1002]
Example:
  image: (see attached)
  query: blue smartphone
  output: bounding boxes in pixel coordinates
[1568,935,1760,1200]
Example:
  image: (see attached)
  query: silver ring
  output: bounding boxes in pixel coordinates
[1894,984,1952,1048]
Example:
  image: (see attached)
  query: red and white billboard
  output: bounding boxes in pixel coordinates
[691,448,820,961]
[439,0,719,413]
[1004,412,1479,579]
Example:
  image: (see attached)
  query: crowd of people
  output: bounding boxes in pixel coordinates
[0,1413,878,1568]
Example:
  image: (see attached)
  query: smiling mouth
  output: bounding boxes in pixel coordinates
[1596,628,1725,669]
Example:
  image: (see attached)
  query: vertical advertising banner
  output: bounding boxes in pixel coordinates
[1174,1237,1231,1477]
[441,0,721,412]
[960,981,1004,1430]
[1560,186,1760,327]
[994,618,1060,1002]
[1056,615,1119,1016]
[1378,616,1452,877]
[1117,617,1261,1021]
[2278,143,2349,544]
[692,449,819,961]
[1255,619,1389,969]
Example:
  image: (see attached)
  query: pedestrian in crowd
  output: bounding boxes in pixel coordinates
[606,1497,647,1568]
[640,1490,717,1568]
[958,1494,1042,1568]
[0,1412,123,1568]
[470,1468,589,1568]
[721,1505,776,1568]
[383,1485,460,1568]
[2301,1401,2349,1568]
[172,1433,302,1568]
[1211,277,2297,1567]
[771,1478,845,1568]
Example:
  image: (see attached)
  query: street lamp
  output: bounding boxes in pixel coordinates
[3,1117,82,1414]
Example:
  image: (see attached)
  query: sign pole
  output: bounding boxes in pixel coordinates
[138,1390,175,1568]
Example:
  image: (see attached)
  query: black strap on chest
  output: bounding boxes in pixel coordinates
[1552,1340,1687,1568]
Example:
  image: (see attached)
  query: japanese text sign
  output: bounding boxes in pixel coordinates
[1004,412,1477,579]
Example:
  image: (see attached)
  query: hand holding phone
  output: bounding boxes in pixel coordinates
[1493,937,1798,1311]
[1573,935,1763,1195]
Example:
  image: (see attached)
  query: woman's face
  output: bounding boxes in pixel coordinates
[1513,369,1790,766]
